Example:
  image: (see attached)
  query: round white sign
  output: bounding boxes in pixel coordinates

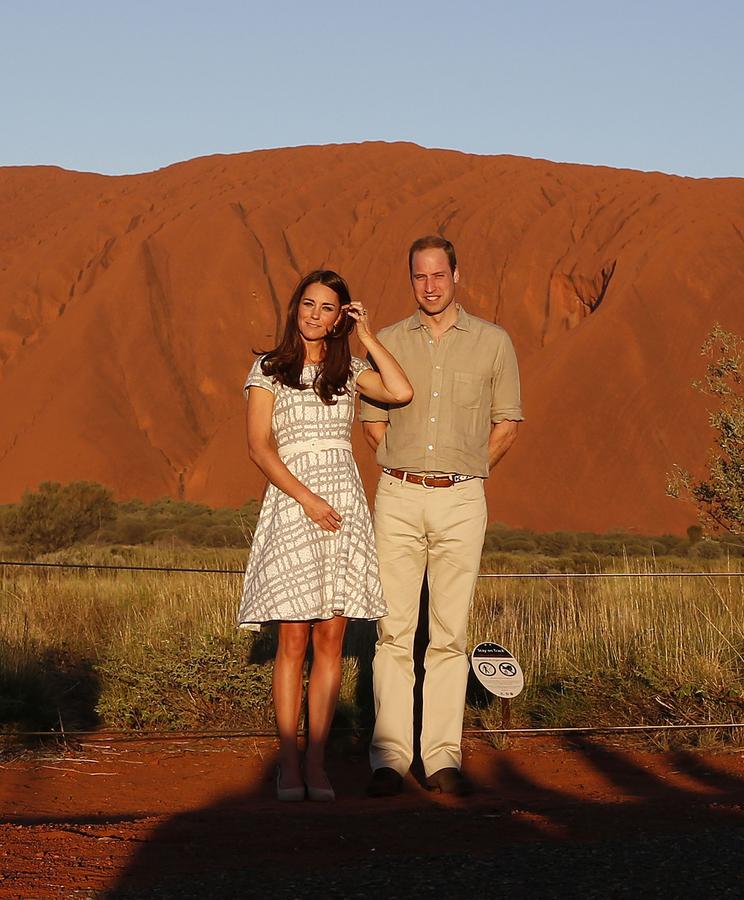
[471,642,524,698]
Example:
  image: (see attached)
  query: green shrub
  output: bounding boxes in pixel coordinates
[623,542,652,557]
[648,541,669,556]
[537,532,578,555]
[687,524,704,544]
[501,538,538,553]
[0,504,15,543]
[203,524,245,547]
[6,481,115,552]
[100,516,151,544]
[95,635,275,729]
[587,539,625,556]
[483,532,504,551]
[697,541,723,559]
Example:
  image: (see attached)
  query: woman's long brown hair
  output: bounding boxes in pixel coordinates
[258,270,355,405]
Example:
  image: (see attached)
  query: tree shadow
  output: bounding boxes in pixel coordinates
[100,732,744,898]
[0,645,101,755]
[4,625,742,897]
[96,579,744,896]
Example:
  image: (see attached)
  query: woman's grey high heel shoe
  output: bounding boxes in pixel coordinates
[305,776,335,802]
[276,767,305,802]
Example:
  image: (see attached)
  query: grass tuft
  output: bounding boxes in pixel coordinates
[1,547,743,749]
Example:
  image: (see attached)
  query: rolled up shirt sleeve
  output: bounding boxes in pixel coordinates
[490,333,523,423]
[359,395,390,423]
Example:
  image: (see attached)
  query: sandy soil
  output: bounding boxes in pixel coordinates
[2,735,743,898]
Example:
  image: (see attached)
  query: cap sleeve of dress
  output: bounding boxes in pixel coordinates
[243,356,276,398]
[350,356,372,392]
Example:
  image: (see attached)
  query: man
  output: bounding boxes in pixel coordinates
[360,235,522,796]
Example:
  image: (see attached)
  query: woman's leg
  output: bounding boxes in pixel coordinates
[305,616,348,787]
[273,622,311,787]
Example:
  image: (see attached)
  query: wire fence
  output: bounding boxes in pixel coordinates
[2,556,743,743]
[2,559,744,578]
[3,722,744,742]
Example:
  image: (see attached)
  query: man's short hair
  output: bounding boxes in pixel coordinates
[408,235,457,276]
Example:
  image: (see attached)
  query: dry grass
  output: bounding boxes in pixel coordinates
[1,547,743,746]
[469,566,744,745]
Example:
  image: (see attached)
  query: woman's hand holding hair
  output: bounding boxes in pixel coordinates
[346,301,372,342]
[350,300,414,405]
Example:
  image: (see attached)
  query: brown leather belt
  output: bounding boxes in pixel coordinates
[382,468,474,488]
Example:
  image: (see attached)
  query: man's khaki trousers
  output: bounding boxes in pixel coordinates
[370,472,488,776]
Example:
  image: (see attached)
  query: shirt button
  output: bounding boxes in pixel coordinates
[428,340,433,345]
[432,391,439,397]
[427,444,434,450]
[435,365,441,370]
[430,417,436,422]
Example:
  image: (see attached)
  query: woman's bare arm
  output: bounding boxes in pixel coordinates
[348,302,413,404]
[246,386,342,532]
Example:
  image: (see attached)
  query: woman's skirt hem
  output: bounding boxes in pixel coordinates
[237,609,386,633]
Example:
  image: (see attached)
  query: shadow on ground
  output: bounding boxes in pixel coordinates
[99,735,744,898]
[0,644,100,755]
[104,571,744,898]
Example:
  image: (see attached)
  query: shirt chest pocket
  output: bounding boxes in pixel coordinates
[452,371,485,410]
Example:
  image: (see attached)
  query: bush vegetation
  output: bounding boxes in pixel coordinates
[0,484,260,554]
[5,481,116,552]
[668,324,744,534]
[1,483,743,750]
[2,481,742,565]
[1,543,742,749]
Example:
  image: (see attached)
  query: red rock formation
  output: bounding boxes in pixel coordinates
[1,143,743,533]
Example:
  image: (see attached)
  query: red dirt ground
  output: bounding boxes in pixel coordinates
[2,736,743,898]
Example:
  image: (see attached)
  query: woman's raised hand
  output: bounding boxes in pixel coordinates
[301,493,343,532]
[346,301,372,343]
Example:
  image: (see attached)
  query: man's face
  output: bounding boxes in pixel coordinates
[410,248,459,317]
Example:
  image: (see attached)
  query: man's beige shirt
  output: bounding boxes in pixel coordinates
[359,305,523,478]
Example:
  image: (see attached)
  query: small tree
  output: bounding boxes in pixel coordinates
[667,324,744,534]
[7,481,116,552]
[686,524,703,545]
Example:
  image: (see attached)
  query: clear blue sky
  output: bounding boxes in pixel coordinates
[1,0,742,178]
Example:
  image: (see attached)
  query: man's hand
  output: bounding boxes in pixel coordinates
[488,420,519,469]
[362,421,388,452]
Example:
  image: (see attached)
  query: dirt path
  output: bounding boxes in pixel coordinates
[2,736,744,898]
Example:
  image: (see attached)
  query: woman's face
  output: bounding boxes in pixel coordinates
[297,283,342,343]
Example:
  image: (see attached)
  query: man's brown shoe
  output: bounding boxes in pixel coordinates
[367,767,403,797]
[425,767,474,796]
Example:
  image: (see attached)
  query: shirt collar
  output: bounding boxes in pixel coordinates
[406,303,471,332]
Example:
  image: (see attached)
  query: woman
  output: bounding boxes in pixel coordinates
[239,269,412,802]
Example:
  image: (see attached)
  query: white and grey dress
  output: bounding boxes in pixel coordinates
[238,355,386,630]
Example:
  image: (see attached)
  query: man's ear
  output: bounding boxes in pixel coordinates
[453,267,460,284]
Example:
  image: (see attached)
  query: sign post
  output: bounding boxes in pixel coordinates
[470,642,524,730]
